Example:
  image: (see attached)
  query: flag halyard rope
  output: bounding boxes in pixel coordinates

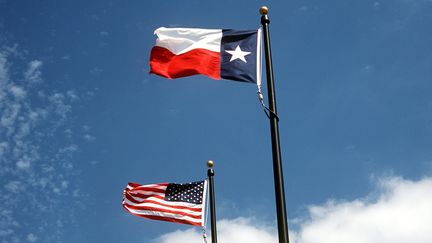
[257,86,279,121]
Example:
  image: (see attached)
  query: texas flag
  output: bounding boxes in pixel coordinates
[149,27,262,85]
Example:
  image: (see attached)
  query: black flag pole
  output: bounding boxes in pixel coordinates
[260,6,290,243]
[207,160,218,243]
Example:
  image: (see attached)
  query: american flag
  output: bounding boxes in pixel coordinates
[122,180,207,226]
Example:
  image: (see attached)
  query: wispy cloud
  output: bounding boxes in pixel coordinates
[0,44,84,242]
[26,233,38,242]
[153,176,432,243]
[24,60,43,83]
[4,181,23,193]
[82,124,96,142]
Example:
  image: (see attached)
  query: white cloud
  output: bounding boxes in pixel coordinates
[373,1,380,9]
[1,103,21,132]
[61,180,69,189]
[64,128,73,138]
[363,64,375,73]
[27,233,38,242]
[0,141,8,157]
[24,60,43,83]
[89,67,103,75]
[153,217,277,243]
[0,229,13,237]
[82,125,96,141]
[58,144,78,154]
[9,85,26,99]
[217,218,277,243]
[292,176,432,243]
[4,181,23,193]
[16,158,31,170]
[61,55,71,61]
[154,228,203,243]
[82,125,91,132]
[0,52,9,98]
[66,89,79,101]
[83,134,96,141]
[49,92,72,119]
[154,177,432,243]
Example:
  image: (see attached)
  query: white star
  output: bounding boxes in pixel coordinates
[225,45,251,63]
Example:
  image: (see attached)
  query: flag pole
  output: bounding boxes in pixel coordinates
[207,160,218,243]
[259,6,290,243]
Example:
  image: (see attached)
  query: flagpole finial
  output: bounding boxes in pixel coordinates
[207,160,214,168]
[259,6,269,15]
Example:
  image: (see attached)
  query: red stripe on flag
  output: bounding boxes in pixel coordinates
[122,205,202,226]
[124,193,145,204]
[150,46,221,80]
[124,192,163,204]
[123,205,202,219]
[126,191,165,199]
[129,187,166,194]
[124,202,202,214]
[126,182,168,190]
[127,182,142,188]
[130,200,203,212]
[127,192,164,200]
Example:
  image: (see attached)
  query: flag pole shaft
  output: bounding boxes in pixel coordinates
[207,160,217,243]
[260,6,290,243]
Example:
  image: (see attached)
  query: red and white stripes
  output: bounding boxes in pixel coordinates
[122,182,207,226]
[150,27,223,80]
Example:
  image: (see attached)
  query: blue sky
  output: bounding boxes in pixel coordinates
[1,0,432,242]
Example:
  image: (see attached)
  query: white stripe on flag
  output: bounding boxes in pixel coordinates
[123,199,203,215]
[124,207,202,224]
[154,27,222,55]
[124,196,203,209]
[127,191,165,198]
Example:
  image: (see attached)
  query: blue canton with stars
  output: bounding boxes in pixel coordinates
[165,181,205,204]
